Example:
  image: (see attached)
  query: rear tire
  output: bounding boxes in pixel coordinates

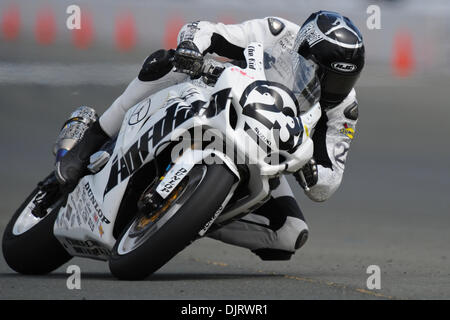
[109,164,235,280]
[2,185,72,275]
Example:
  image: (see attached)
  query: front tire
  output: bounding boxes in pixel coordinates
[109,164,235,280]
[2,181,72,275]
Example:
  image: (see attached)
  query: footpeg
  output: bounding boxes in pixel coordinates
[88,151,111,173]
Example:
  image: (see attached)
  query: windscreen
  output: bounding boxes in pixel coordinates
[264,46,321,113]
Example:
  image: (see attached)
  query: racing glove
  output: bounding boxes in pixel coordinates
[173,41,204,78]
[294,158,318,191]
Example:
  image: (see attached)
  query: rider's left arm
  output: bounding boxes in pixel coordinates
[304,89,359,202]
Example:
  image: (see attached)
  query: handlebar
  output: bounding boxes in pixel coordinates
[171,55,225,86]
[259,138,314,177]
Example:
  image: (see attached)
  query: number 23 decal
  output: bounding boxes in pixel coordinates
[240,80,303,151]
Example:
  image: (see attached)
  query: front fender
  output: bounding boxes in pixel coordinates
[155,148,240,199]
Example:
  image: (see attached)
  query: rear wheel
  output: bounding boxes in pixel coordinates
[2,173,72,274]
[109,164,235,280]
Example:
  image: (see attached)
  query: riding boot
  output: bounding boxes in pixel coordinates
[55,121,109,188]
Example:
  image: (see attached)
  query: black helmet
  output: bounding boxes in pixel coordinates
[295,10,365,107]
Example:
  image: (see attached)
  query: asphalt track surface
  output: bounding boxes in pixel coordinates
[0,79,449,300]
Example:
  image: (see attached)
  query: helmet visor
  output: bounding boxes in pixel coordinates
[264,47,321,113]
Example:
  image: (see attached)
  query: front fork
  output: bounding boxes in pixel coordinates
[151,147,241,235]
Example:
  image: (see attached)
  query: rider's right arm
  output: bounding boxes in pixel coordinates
[177,17,296,60]
[98,17,294,137]
[99,71,187,137]
[99,49,188,137]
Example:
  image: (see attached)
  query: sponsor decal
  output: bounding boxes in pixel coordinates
[198,204,225,236]
[340,123,355,139]
[304,125,310,137]
[84,183,110,224]
[332,62,357,72]
[98,225,104,237]
[104,101,197,195]
[64,238,112,257]
[181,21,200,42]
[128,98,150,125]
[157,167,188,198]
[299,21,323,47]
[254,127,272,146]
[239,80,303,151]
[278,31,295,50]
[247,45,256,70]
[72,246,111,257]
[65,238,97,248]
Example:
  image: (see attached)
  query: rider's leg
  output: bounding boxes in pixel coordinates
[207,175,309,261]
[55,121,109,187]
[56,49,186,187]
[99,49,187,137]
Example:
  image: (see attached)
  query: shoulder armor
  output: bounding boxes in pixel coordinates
[268,17,285,36]
[344,101,359,120]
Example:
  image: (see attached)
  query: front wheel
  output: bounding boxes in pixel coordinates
[2,173,72,274]
[109,164,236,280]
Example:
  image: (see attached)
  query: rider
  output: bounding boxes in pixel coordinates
[55,11,364,260]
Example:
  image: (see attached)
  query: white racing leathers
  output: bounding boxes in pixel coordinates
[98,17,359,259]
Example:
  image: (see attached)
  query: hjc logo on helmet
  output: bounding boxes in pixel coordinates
[331,62,357,72]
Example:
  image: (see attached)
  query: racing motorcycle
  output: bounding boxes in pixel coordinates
[2,43,322,280]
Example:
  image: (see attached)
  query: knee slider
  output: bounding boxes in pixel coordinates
[252,248,293,261]
[138,49,175,81]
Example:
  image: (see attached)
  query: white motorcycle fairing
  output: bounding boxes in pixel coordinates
[53,43,322,261]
